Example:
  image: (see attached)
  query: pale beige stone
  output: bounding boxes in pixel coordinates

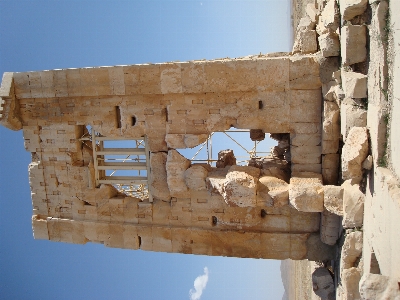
[342,180,365,228]
[339,0,368,21]
[341,99,368,142]
[293,30,318,55]
[359,274,400,300]
[222,165,259,207]
[149,152,171,201]
[320,209,340,245]
[320,0,340,32]
[341,268,361,300]
[341,25,367,66]
[306,3,319,23]
[166,150,191,198]
[322,101,340,154]
[289,174,324,212]
[341,231,363,269]
[342,71,368,98]
[318,32,340,57]
[323,185,343,215]
[342,127,369,181]
[184,165,208,191]
[257,176,289,207]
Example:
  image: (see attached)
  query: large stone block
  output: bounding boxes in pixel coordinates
[320,209,341,245]
[289,56,321,90]
[323,185,343,215]
[318,32,340,57]
[342,71,368,98]
[257,176,289,207]
[341,99,367,142]
[292,30,318,55]
[342,127,369,182]
[166,150,191,198]
[341,25,367,66]
[339,0,368,21]
[222,165,259,207]
[341,231,363,269]
[289,173,324,212]
[342,180,365,228]
[322,101,340,154]
[149,152,171,201]
[341,268,361,300]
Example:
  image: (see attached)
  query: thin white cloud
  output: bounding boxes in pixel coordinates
[189,267,209,300]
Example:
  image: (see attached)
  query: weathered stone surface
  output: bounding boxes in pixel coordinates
[323,185,343,215]
[298,16,316,31]
[342,180,365,228]
[341,99,368,141]
[319,32,340,57]
[359,273,400,300]
[320,209,340,245]
[342,71,368,98]
[319,0,340,33]
[206,167,229,195]
[184,165,209,191]
[341,231,363,269]
[166,133,209,149]
[306,3,319,23]
[222,165,259,207]
[312,267,335,300]
[340,0,368,21]
[257,176,289,207]
[341,25,367,66]
[289,56,322,89]
[341,268,361,300]
[342,127,369,181]
[216,149,236,168]
[322,101,340,154]
[149,152,171,201]
[166,150,191,198]
[293,30,318,54]
[289,173,324,212]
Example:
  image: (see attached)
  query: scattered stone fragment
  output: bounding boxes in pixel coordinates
[341,231,363,269]
[359,273,400,300]
[323,185,344,215]
[340,0,368,21]
[341,25,367,66]
[342,71,368,98]
[342,180,365,228]
[312,267,335,300]
[319,32,340,57]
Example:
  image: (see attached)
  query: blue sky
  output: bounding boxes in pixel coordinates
[0,1,291,299]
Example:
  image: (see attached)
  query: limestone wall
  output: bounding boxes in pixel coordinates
[1,54,326,260]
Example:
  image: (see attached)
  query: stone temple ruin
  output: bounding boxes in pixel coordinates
[0,54,340,261]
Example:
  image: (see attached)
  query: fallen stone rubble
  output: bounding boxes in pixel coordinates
[292,0,400,299]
